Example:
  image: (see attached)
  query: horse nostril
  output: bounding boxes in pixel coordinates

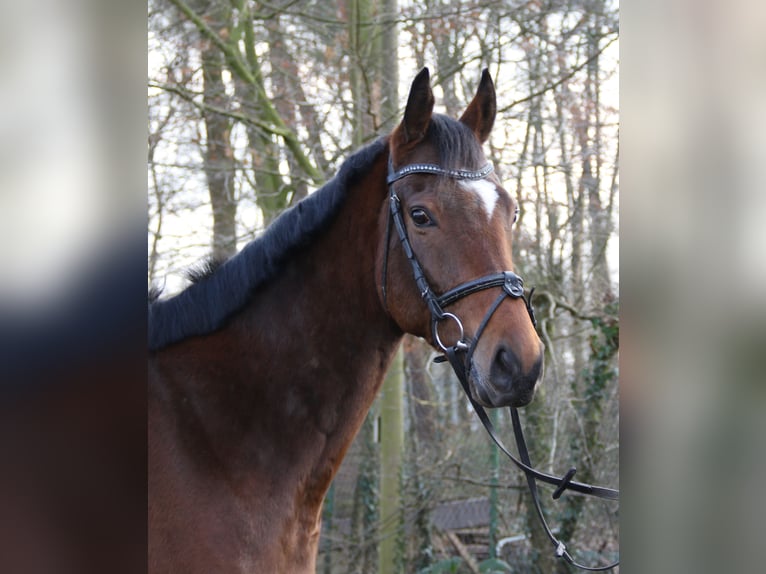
[495,346,521,379]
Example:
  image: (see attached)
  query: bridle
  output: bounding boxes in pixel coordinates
[383,156,536,355]
[382,153,620,571]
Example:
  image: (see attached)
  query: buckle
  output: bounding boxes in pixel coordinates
[502,271,524,298]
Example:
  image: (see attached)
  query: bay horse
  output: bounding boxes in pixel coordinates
[148,68,544,573]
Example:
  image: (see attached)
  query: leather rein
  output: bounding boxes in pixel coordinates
[382,155,620,571]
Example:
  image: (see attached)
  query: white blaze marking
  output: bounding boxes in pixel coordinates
[460,179,500,219]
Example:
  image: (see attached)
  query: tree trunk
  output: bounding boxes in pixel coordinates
[404,336,436,444]
[200,1,237,260]
[378,350,404,574]
[229,0,285,224]
[376,3,402,572]
[403,336,435,572]
[559,4,617,551]
[347,412,379,574]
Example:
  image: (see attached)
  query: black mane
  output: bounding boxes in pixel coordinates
[148,138,387,351]
[184,257,225,284]
[148,114,482,351]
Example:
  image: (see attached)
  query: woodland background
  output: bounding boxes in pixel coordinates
[148,1,620,572]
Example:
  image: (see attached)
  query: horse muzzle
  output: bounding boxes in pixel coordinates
[470,345,544,408]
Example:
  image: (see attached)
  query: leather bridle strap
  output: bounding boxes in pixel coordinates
[436,271,537,328]
[388,191,447,320]
[443,344,620,571]
[442,346,619,501]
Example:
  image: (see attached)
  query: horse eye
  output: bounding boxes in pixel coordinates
[410,208,432,227]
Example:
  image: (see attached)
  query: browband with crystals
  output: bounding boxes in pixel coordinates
[387,159,494,185]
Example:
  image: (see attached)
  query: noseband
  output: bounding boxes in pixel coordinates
[382,154,619,571]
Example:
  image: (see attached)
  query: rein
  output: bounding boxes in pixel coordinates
[384,154,620,571]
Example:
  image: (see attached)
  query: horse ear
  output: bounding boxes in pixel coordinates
[394,67,435,147]
[459,68,496,143]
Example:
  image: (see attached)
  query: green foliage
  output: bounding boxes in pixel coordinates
[585,300,620,400]
[561,300,619,544]
[417,557,462,574]
[569,300,620,425]
[478,557,513,573]
[416,556,512,574]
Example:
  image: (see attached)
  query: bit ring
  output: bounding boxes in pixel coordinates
[433,312,468,352]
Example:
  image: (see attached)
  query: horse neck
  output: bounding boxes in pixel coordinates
[240,157,403,466]
[154,150,401,513]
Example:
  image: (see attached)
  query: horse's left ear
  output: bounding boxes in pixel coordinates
[393,67,435,148]
[459,68,496,143]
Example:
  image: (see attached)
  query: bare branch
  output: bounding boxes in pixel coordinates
[499,34,618,113]
[167,0,323,183]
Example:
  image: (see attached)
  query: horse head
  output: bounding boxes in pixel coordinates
[379,68,544,408]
